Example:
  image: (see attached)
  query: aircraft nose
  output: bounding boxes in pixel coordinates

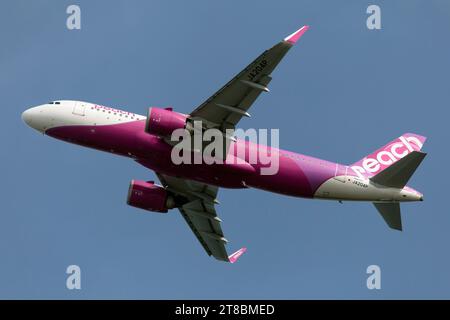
[21,105,48,133]
[21,109,33,126]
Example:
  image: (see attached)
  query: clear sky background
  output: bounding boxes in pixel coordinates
[1,0,449,299]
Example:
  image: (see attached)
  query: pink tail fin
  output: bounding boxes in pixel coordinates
[350,133,426,180]
[228,247,247,263]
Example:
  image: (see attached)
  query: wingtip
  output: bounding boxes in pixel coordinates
[228,247,247,263]
[284,25,309,44]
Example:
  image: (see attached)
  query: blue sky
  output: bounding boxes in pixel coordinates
[1,0,449,299]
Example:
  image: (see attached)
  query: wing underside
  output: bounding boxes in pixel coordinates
[142,27,309,262]
[190,26,309,130]
[156,173,231,261]
[187,26,309,158]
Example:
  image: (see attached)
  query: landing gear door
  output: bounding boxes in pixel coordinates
[73,102,86,116]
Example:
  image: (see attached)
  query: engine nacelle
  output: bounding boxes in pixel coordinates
[127,180,175,213]
[145,107,187,137]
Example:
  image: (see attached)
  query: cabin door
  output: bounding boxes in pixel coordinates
[73,102,86,116]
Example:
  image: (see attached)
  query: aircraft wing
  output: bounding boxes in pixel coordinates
[156,173,245,262]
[189,26,309,133]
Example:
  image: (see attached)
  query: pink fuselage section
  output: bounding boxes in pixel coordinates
[46,120,347,198]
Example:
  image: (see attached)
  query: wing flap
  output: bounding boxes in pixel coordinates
[180,200,229,261]
[157,173,240,262]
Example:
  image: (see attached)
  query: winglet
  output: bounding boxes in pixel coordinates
[284,25,309,44]
[228,247,247,263]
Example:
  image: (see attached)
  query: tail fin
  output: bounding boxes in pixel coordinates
[370,149,427,231]
[373,202,402,230]
[370,151,427,188]
[350,133,426,180]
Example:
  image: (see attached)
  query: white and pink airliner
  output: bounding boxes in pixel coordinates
[22,26,426,263]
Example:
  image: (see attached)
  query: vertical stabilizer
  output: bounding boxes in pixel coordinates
[350,133,426,180]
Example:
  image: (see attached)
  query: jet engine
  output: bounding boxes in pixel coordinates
[145,107,188,137]
[126,180,176,213]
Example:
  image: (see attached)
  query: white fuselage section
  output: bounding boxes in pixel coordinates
[21,100,145,133]
[314,175,422,202]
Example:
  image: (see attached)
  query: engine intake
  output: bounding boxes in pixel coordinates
[145,107,187,137]
[127,180,175,213]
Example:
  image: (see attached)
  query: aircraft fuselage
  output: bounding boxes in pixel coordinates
[22,100,423,203]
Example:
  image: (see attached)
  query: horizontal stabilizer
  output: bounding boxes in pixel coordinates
[373,202,402,231]
[370,151,426,188]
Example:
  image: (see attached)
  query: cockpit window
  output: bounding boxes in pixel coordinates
[55,102,61,104]
[48,102,54,104]
[48,101,61,105]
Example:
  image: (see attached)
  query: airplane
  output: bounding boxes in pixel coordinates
[22,26,426,263]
